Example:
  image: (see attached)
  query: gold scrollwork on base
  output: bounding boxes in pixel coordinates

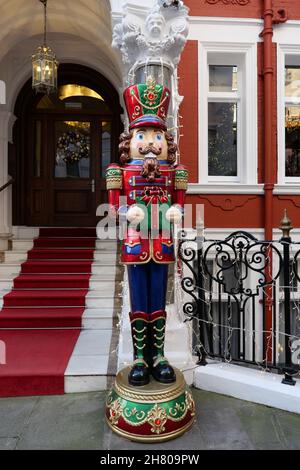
[169,402,186,420]
[114,380,184,403]
[185,391,196,417]
[108,398,124,426]
[106,391,114,407]
[147,404,168,435]
[123,407,147,426]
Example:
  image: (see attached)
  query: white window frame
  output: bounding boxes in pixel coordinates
[207,58,241,183]
[198,42,258,186]
[277,44,300,185]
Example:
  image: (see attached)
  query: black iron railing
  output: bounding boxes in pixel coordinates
[179,211,300,385]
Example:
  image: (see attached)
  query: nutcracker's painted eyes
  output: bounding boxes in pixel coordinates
[155,134,162,141]
[137,133,144,141]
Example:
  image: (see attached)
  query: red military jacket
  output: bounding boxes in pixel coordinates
[106,160,188,265]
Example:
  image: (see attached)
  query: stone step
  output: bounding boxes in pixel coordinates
[85,292,121,308]
[64,329,113,393]
[12,226,39,239]
[0,279,13,290]
[81,308,118,329]
[0,264,21,276]
[3,251,28,263]
[88,278,116,293]
[0,263,121,279]
[4,251,119,263]
[10,238,117,251]
[0,277,120,293]
[3,227,122,395]
[96,240,118,250]
[91,264,120,275]
[93,252,117,262]
[11,240,34,251]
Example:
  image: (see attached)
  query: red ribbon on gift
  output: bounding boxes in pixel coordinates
[141,187,169,205]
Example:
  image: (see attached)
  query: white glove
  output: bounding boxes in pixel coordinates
[126,205,145,224]
[166,205,183,224]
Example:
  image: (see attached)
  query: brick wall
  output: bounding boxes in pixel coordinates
[185,0,262,19]
[178,40,199,183]
[179,1,300,228]
[185,0,300,21]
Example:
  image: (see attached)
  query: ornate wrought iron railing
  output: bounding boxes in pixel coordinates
[178,211,300,385]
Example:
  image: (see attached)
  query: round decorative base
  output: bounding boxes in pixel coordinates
[106,366,196,443]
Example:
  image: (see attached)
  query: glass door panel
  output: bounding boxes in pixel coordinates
[54,120,91,178]
[101,121,112,177]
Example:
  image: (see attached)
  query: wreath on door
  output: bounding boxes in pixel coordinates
[56,131,90,164]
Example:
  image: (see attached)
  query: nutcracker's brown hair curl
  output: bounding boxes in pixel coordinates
[118,130,178,165]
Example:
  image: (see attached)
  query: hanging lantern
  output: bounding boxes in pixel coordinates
[32,0,58,94]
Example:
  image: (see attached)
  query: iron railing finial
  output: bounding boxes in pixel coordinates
[280,209,293,239]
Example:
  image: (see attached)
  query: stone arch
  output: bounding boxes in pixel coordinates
[11,62,123,226]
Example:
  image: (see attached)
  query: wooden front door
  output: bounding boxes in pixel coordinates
[12,65,122,227]
[29,114,113,227]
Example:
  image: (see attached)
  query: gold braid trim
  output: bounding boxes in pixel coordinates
[132,92,168,111]
[114,381,184,402]
[106,177,122,190]
[175,169,188,190]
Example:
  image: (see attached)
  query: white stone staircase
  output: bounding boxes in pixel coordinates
[0,226,123,393]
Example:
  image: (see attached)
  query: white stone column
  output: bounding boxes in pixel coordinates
[0,110,15,250]
[111,1,196,378]
[111,0,189,135]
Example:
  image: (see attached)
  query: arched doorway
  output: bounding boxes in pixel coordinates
[11,64,122,226]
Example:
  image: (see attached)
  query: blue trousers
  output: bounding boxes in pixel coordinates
[127,261,169,314]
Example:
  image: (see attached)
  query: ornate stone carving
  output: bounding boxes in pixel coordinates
[205,0,250,5]
[112,1,189,80]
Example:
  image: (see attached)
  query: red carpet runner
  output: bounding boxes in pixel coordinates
[0,227,96,397]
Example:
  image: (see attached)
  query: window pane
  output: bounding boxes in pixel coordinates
[101,121,111,177]
[209,65,238,92]
[55,121,90,178]
[208,102,238,177]
[286,106,300,176]
[34,121,42,177]
[285,67,300,98]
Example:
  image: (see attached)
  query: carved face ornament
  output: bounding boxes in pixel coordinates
[146,13,165,38]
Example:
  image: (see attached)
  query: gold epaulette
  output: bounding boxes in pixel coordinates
[175,166,188,190]
[106,165,123,190]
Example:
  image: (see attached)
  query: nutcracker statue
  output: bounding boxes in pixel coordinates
[105,77,195,442]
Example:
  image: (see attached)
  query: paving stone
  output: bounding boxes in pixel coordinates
[16,392,106,450]
[0,396,39,437]
[0,438,18,450]
[0,388,300,450]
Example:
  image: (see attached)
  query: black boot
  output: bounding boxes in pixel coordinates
[149,310,176,384]
[128,312,150,386]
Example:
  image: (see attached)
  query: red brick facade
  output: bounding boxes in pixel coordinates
[178,1,300,229]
